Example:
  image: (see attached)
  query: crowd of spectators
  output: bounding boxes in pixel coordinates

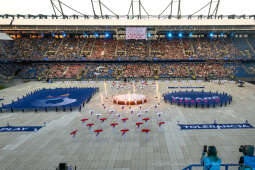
[0,63,24,78]
[4,63,235,80]
[0,37,249,80]
[193,39,240,59]
[0,37,245,61]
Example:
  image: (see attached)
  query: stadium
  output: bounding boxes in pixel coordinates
[0,0,255,169]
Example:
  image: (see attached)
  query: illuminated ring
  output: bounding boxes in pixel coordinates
[113,94,148,105]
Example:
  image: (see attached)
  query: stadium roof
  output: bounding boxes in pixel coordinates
[0,0,254,16]
[1,0,254,31]
[1,18,254,27]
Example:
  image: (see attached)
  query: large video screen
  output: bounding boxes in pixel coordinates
[126,27,147,40]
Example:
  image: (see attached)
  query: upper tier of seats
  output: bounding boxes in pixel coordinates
[1,38,255,61]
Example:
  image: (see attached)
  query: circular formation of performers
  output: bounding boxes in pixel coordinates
[163,90,232,108]
[112,94,148,105]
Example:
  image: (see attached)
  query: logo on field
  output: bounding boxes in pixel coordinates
[0,126,43,132]
[32,93,77,107]
[178,123,254,130]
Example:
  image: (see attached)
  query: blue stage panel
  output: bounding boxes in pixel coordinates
[163,90,232,108]
[1,87,98,111]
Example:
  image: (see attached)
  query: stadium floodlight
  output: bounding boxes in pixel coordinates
[167,32,173,38]
[17,14,25,19]
[209,32,214,38]
[28,14,36,19]
[105,32,110,38]
[249,15,255,19]
[178,33,183,38]
[218,15,223,19]
[72,15,78,19]
[228,15,235,19]
[94,32,99,38]
[51,15,58,19]
[38,14,47,19]
[64,15,69,19]
[239,15,246,19]
[147,33,151,38]
[189,33,193,37]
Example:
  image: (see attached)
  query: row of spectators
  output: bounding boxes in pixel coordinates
[0,38,244,61]
[0,63,236,80]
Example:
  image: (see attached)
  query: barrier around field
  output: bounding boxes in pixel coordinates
[183,163,239,170]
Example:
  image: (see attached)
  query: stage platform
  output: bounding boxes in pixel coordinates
[0,80,255,170]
